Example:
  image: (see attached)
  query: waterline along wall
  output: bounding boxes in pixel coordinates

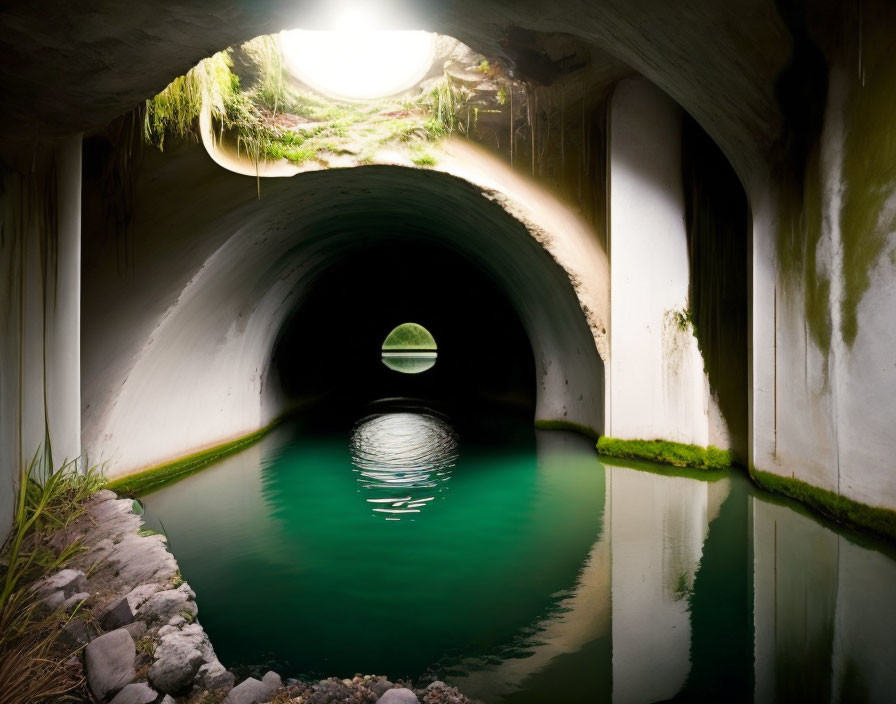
[0,0,895,538]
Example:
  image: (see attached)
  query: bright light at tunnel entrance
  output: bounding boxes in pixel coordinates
[280,27,435,101]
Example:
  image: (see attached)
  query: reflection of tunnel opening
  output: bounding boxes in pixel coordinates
[271,240,536,416]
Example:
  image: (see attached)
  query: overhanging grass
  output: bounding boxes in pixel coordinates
[105,423,278,497]
[596,436,733,470]
[534,419,600,440]
[750,468,896,542]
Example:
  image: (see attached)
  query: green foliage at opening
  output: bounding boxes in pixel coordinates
[382,323,437,351]
[105,423,277,497]
[597,436,733,470]
[750,468,896,542]
[142,33,489,171]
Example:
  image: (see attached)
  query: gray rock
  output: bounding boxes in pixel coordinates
[261,670,282,690]
[34,568,86,599]
[42,589,66,610]
[60,616,98,647]
[160,697,175,704]
[123,620,147,641]
[61,591,90,612]
[377,688,420,704]
[124,583,161,612]
[101,597,135,630]
[222,676,273,704]
[198,660,235,691]
[109,682,158,704]
[147,629,204,694]
[84,629,136,699]
[371,680,394,697]
[137,584,196,625]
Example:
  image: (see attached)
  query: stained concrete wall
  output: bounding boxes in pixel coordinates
[749,1,896,513]
[0,135,82,532]
[607,77,724,448]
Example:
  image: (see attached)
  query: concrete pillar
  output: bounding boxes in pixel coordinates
[607,77,711,446]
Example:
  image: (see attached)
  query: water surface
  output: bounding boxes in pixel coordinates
[142,403,896,703]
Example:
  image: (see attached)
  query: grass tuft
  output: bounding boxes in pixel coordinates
[596,436,733,470]
[0,454,104,703]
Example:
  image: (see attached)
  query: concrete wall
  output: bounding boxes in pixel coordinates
[0,135,82,532]
[749,1,896,512]
[607,77,722,448]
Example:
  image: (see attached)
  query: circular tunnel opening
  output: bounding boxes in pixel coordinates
[270,239,536,420]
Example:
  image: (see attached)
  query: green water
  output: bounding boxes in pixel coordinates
[142,403,896,703]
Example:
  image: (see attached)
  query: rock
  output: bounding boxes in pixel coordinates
[124,583,160,613]
[123,620,147,641]
[61,616,98,647]
[61,591,90,612]
[137,584,196,625]
[147,629,204,694]
[84,629,136,699]
[377,688,420,704]
[109,682,158,704]
[160,697,175,704]
[198,660,235,691]
[371,679,394,697]
[33,568,86,600]
[94,489,119,502]
[42,589,66,610]
[261,670,282,690]
[101,597,135,630]
[222,676,273,704]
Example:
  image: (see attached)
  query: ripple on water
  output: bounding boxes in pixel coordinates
[350,410,459,520]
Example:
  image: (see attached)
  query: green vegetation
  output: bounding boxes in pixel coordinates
[750,468,896,542]
[142,33,492,172]
[0,455,104,701]
[382,322,437,350]
[105,423,278,497]
[597,436,733,470]
[533,419,600,440]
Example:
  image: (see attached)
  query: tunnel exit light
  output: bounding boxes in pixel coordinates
[280,26,435,101]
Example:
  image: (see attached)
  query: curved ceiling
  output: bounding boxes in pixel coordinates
[0,0,795,182]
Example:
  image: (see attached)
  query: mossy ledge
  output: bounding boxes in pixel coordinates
[105,422,279,497]
[750,468,896,543]
[534,419,600,440]
[596,436,733,470]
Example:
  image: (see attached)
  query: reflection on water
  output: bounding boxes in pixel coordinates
[141,409,896,704]
[350,410,458,519]
[381,352,437,374]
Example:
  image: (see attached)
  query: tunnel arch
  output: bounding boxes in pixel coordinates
[82,146,605,476]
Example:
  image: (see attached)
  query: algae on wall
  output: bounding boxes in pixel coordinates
[839,0,896,347]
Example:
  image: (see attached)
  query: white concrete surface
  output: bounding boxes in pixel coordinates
[607,77,716,447]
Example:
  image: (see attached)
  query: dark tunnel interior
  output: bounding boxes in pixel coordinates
[269,239,536,421]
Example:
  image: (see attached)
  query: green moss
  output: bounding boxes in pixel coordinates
[839,0,896,347]
[381,322,437,350]
[533,419,600,440]
[105,422,278,497]
[750,468,896,542]
[411,152,437,167]
[597,436,733,470]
